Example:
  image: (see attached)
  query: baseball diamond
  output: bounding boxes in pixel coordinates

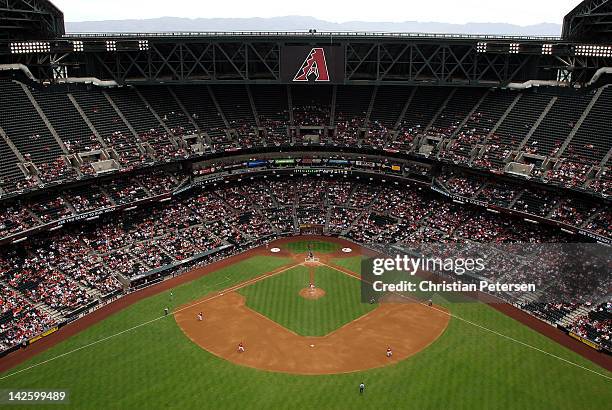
[175,256,449,374]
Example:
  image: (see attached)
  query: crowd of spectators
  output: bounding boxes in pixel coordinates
[568,301,611,351]
[363,121,393,147]
[0,286,57,351]
[293,105,330,128]
[0,204,37,238]
[439,171,485,197]
[544,160,591,188]
[331,113,361,146]
[35,157,79,184]
[0,171,610,353]
[588,170,611,197]
[1,250,92,313]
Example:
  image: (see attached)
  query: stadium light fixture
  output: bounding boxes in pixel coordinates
[541,44,553,55]
[9,41,51,54]
[72,41,84,52]
[138,40,149,51]
[509,43,520,54]
[575,45,612,57]
[106,40,117,52]
[476,42,487,53]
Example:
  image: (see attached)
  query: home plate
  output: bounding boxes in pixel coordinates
[310,344,315,348]
[270,247,281,253]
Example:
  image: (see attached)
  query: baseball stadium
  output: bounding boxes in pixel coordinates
[0,0,611,408]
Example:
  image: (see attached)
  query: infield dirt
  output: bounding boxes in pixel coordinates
[175,290,450,375]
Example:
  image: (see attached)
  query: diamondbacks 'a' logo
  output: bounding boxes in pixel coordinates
[293,48,330,82]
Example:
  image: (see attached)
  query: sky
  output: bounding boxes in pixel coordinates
[52,0,580,26]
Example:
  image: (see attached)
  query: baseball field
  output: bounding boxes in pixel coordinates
[0,237,610,409]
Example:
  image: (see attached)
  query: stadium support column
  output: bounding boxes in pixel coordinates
[68,94,108,149]
[206,85,231,141]
[0,126,27,164]
[0,125,43,185]
[508,189,524,208]
[245,85,260,128]
[518,96,557,150]
[393,88,417,131]
[246,85,265,146]
[424,88,456,133]
[324,203,332,234]
[556,87,604,158]
[484,94,522,144]
[206,86,230,128]
[599,147,612,168]
[20,83,69,155]
[330,85,337,127]
[287,85,295,143]
[103,91,141,141]
[133,88,175,137]
[449,90,489,138]
[168,87,202,135]
[364,86,377,128]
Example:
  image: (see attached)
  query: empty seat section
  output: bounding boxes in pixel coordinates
[527,93,590,157]
[210,84,259,146]
[334,85,373,145]
[112,87,182,158]
[137,86,196,136]
[0,82,63,166]
[73,89,143,165]
[291,85,332,127]
[427,88,485,136]
[34,90,98,153]
[250,85,289,144]
[172,85,230,148]
[566,88,612,164]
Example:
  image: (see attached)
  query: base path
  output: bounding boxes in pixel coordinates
[175,292,450,375]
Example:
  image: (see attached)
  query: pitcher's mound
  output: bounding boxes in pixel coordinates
[299,287,326,300]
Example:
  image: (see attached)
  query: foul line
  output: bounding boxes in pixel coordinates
[319,262,612,382]
[0,263,300,381]
[2,261,609,382]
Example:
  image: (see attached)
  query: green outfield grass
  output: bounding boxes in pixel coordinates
[239,265,375,336]
[332,255,363,274]
[1,247,610,410]
[285,240,340,254]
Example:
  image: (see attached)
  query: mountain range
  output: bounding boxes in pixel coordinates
[66,16,562,36]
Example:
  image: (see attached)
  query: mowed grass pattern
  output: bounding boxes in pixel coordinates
[239,265,375,336]
[332,255,363,275]
[0,251,610,409]
[286,240,340,254]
